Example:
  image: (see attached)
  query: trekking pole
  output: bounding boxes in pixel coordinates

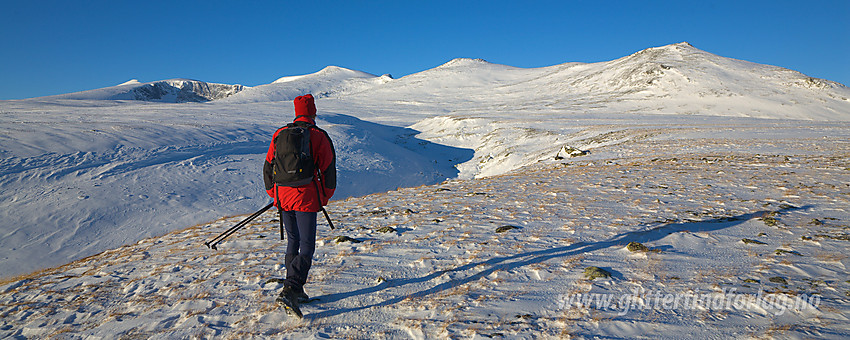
[321,207,335,230]
[204,202,274,250]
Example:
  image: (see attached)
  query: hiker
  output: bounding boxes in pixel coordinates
[263,94,337,305]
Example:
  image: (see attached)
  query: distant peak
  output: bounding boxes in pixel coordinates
[650,42,699,52]
[437,58,491,68]
[273,66,377,84]
[625,42,705,60]
[118,79,141,86]
[317,65,355,74]
[319,65,378,77]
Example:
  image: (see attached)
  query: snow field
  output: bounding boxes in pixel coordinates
[3,42,849,280]
[2,134,848,339]
[1,42,849,338]
[0,100,468,278]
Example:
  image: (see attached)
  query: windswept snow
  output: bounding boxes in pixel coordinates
[1,136,848,338]
[0,42,849,338]
[0,100,469,278]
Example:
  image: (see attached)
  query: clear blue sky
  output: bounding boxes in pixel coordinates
[1,0,848,100]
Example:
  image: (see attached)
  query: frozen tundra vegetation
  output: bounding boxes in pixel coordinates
[1,42,850,338]
[2,133,849,338]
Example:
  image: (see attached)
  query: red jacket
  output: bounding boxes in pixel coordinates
[263,116,336,212]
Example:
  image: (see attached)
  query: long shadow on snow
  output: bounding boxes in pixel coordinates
[310,205,810,319]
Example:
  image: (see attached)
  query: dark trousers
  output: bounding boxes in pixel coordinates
[281,210,317,289]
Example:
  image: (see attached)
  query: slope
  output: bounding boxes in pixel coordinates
[2,127,848,339]
[43,79,245,103]
[0,99,470,278]
[218,66,392,103]
[325,42,850,178]
[330,42,850,123]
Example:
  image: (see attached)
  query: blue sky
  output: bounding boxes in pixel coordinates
[1,0,848,100]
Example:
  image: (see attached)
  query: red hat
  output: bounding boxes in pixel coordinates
[294,94,317,117]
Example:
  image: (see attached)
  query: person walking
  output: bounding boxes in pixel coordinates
[263,94,336,313]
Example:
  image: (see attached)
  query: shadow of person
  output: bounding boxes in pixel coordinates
[308,205,810,319]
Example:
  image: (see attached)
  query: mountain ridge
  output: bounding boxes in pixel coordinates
[15,42,848,121]
[41,78,245,103]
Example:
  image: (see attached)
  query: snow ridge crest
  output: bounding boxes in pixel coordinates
[437,58,491,68]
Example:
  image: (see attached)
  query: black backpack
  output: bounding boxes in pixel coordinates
[272,121,315,187]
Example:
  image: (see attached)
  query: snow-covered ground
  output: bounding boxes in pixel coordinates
[2,132,849,338]
[1,42,849,338]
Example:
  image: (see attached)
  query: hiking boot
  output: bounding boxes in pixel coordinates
[275,286,303,318]
[278,285,309,303]
[277,285,297,301]
[294,286,310,303]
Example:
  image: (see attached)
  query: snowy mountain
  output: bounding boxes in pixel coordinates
[27,42,849,117]
[332,42,850,177]
[218,66,393,103]
[561,42,850,120]
[1,42,849,338]
[46,78,245,102]
[344,42,849,122]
